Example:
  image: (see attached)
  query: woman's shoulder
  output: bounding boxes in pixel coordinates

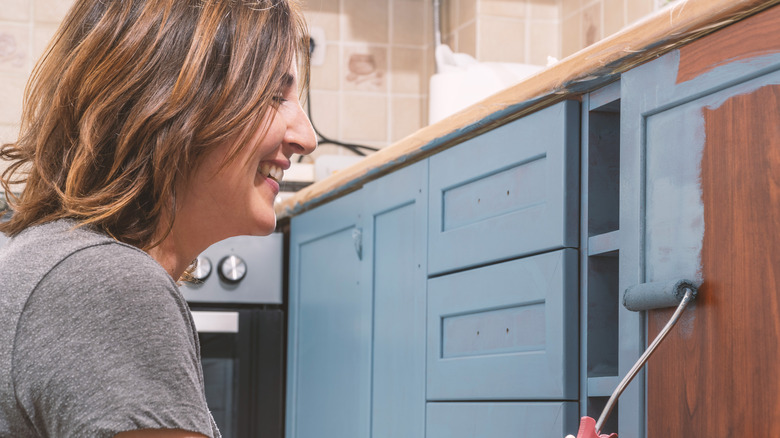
[8,218,173,288]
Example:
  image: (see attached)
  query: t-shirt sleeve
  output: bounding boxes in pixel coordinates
[12,243,217,438]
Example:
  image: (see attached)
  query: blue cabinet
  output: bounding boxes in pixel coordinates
[286,188,370,438]
[427,402,578,438]
[363,161,428,438]
[286,161,428,438]
[428,100,580,276]
[427,250,579,401]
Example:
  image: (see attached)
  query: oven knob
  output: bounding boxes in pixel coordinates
[192,256,212,281]
[218,255,247,284]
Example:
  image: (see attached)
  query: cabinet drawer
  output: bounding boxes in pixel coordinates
[426,402,578,438]
[428,100,580,275]
[427,250,578,400]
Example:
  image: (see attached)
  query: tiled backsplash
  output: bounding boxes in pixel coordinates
[442,0,560,65]
[0,0,668,172]
[0,0,66,181]
[302,0,432,160]
[561,0,658,58]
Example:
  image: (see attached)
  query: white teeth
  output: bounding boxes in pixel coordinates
[259,162,284,182]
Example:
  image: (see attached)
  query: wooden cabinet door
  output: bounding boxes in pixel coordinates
[621,5,780,436]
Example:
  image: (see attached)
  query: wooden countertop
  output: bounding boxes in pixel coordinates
[277,0,780,221]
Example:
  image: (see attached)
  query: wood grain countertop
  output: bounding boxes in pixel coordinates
[276,0,780,222]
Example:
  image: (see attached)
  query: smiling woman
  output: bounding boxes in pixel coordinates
[0,0,315,437]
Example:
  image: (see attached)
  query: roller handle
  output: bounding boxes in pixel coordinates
[594,279,700,434]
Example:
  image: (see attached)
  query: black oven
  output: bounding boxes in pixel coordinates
[183,234,286,438]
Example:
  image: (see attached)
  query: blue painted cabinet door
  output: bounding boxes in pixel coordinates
[286,189,371,438]
[287,160,429,438]
[428,100,580,275]
[427,249,579,401]
[364,161,428,438]
[427,402,578,438]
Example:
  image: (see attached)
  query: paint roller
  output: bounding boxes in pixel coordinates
[569,279,701,437]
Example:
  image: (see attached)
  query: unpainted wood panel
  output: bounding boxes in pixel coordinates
[647,84,780,436]
[677,4,780,83]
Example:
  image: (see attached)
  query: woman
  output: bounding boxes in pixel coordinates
[0,0,316,436]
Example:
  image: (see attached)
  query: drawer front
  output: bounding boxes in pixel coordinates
[427,250,578,400]
[428,100,580,275]
[426,402,578,438]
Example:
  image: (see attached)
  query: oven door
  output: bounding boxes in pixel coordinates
[192,308,285,438]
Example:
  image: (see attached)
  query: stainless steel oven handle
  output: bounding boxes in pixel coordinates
[190,311,239,333]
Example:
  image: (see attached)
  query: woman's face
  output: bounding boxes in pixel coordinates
[177,61,316,244]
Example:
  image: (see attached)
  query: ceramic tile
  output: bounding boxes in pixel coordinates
[0,74,26,124]
[480,0,527,19]
[477,17,524,63]
[308,90,340,143]
[341,93,388,142]
[424,0,433,48]
[627,0,653,25]
[604,0,625,37]
[301,0,340,13]
[34,0,75,24]
[581,2,602,47]
[391,47,425,94]
[457,20,476,59]
[561,0,581,19]
[342,0,389,43]
[0,0,30,21]
[459,0,477,26]
[0,124,19,147]
[391,96,422,142]
[444,0,458,36]
[307,144,343,163]
[311,43,340,91]
[561,13,581,57]
[33,23,58,67]
[425,45,435,87]
[0,23,30,73]
[529,0,559,20]
[443,32,456,51]
[343,45,387,92]
[529,21,559,65]
[304,11,340,42]
[392,0,426,46]
[421,96,429,126]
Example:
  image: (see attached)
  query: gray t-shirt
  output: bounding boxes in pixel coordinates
[0,219,221,438]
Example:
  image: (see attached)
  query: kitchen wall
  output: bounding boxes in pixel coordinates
[301,0,433,161]
[442,0,671,63]
[0,0,65,181]
[441,0,560,65]
[561,0,661,58]
[0,0,673,171]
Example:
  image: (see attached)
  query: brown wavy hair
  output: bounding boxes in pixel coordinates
[0,0,309,250]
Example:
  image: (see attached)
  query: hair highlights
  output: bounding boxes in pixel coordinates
[0,0,309,249]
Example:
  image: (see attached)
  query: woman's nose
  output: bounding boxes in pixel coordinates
[284,101,317,156]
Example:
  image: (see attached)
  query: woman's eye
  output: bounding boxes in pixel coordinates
[273,96,287,104]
